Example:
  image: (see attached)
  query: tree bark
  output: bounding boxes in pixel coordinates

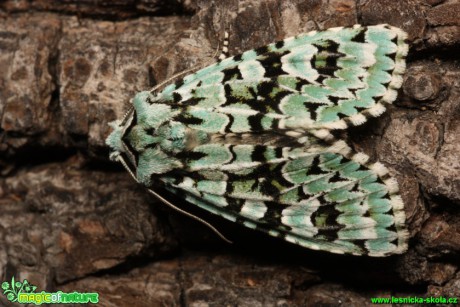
[1,0,459,305]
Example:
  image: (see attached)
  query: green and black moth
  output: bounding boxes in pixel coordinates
[107,24,409,256]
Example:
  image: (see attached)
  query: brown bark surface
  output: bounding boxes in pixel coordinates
[1,0,459,306]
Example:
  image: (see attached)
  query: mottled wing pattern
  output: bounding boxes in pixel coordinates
[156,24,408,132]
[106,24,409,256]
[157,140,407,256]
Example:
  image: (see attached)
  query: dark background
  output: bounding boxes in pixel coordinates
[0,0,459,306]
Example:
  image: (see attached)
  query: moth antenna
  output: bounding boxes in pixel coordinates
[150,30,230,93]
[150,65,202,94]
[120,106,134,125]
[146,189,233,244]
[115,154,138,183]
[115,155,233,244]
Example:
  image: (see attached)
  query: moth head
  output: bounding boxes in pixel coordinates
[106,91,185,184]
[106,107,137,169]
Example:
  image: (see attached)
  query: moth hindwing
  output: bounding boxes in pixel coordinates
[107,24,409,256]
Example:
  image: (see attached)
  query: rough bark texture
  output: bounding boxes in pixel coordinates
[1,0,459,306]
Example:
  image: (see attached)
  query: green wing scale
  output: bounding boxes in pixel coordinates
[106,24,409,256]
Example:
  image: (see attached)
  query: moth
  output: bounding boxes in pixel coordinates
[107,24,409,256]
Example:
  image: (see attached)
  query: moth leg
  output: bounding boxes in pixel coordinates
[218,31,229,60]
[209,28,230,60]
